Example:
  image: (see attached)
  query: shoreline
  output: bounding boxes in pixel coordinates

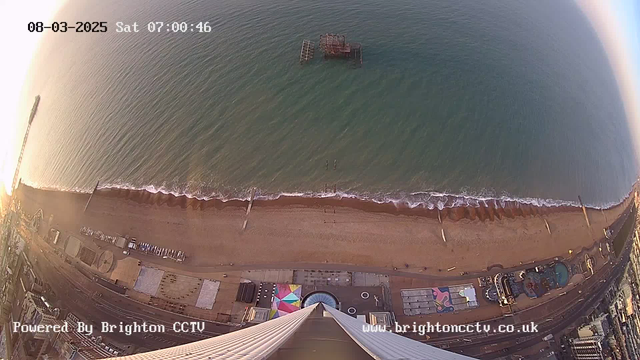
[94,186,626,222]
[18,183,630,222]
[14,182,635,274]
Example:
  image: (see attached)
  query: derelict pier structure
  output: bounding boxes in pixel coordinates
[300,33,362,66]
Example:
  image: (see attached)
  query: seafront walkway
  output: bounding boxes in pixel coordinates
[46,200,634,324]
[7,186,633,360]
[12,182,636,351]
[22,202,634,358]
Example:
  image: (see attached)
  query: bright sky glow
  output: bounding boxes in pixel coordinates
[0,0,66,195]
[576,0,640,170]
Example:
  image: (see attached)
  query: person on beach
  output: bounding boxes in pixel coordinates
[334,159,337,170]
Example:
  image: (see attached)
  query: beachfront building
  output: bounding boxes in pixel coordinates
[569,336,606,360]
[606,264,640,360]
[48,315,119,359]
[493,273,515,306]
[577,314,610,338]
[106,303,473,359]
[483,262,571,308]
[4,291,58,359]
[21,292,56,339]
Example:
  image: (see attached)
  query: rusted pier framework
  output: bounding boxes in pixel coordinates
[318,33,362,65]
[299,34,362,65]
[299,39,315,64]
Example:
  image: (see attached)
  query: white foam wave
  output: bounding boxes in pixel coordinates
[21,180,92,194]
[20,179,629,210]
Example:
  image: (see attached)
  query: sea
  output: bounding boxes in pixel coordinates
[15,0,639,209]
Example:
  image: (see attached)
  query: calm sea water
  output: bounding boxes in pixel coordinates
[16,0,638,207]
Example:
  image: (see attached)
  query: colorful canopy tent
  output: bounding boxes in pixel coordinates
[270,284,302,319]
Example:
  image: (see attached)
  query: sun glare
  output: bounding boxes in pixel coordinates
[0,0,65,195]
[576,0,640,169]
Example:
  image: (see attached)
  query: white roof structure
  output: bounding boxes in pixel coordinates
[64,236,82,257]
[195,279,220,309]
[133,267,164,296]
[324,305,474,360]
[106,303,476,360]
[463,287,478,307]
[107,304,318,360]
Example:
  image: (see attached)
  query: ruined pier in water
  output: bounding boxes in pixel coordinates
[318,33,362,65]
[299,40,315,64]
[299,34,362,66]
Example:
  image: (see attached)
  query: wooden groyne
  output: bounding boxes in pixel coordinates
[242,187,256,230]
[578,195,591,228]
[83,180,100,213]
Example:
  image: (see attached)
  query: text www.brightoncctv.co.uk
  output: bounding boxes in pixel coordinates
[362,322,539,336]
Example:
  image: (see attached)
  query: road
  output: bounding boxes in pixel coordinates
[17,189,635,356]
[27,238,234,352]
[460,211,634,358]
[420,205,635,358]
[478,237,632,359]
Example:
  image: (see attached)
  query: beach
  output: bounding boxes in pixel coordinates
[15,184,633,274]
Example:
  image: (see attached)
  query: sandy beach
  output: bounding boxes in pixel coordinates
[15,184,633,274]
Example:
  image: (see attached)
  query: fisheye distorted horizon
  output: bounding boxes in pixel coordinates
[0,0,640,208]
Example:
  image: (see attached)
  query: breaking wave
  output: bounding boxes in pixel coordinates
[20,179,629,211]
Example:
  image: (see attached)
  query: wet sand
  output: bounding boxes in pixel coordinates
[96,187,582,221]
[16,184,633,274]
